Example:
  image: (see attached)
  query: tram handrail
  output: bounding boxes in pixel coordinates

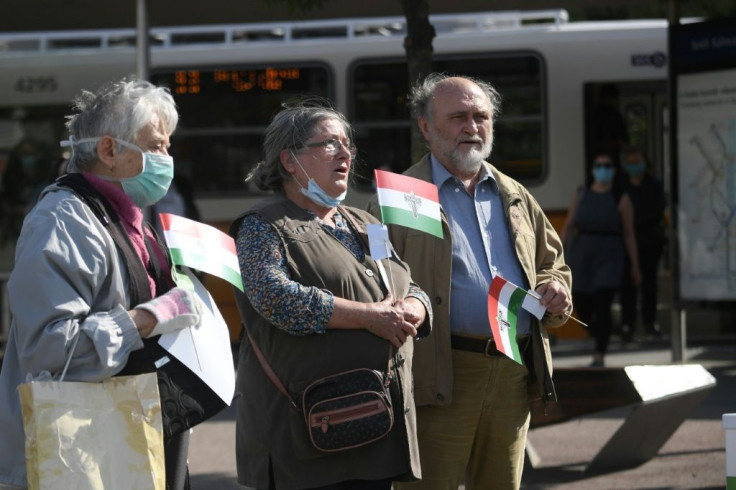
[0,9,569,54]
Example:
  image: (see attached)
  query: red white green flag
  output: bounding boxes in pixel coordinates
[374,169,443,238]
[159,213,243,292]
[487,276,546,364]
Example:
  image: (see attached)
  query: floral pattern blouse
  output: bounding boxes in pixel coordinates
[236,210,430,335]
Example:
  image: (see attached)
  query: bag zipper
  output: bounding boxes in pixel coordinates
[310,398,387,433]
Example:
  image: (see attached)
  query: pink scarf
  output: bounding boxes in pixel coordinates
[82,173,169,298]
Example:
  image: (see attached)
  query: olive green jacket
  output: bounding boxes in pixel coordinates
[367,154,572,408]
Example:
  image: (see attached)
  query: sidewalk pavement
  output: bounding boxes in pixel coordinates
[189,335,736,489]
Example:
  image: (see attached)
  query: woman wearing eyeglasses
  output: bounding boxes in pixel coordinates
[228,101,432,490]
[560,153,641,367]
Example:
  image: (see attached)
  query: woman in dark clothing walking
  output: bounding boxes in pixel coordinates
[561,153,641,367]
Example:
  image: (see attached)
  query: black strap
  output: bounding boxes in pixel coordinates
[247,332,297,408]
[143,227,175,296]
[55,174,154,305]
[247,330,394,411]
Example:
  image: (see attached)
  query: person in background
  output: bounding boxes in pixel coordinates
[1,139,51,207]
[368,73,572,490]
[0,78,200,490]
[26,157,69,209]
[619,145,665,341]
[229,101,432,490]
[0,139,53,241]
[560,153,642,367]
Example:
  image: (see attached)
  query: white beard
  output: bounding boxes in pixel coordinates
[442,134,493,175]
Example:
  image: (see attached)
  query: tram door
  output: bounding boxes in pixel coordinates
[583,80,671,330]
[584,80,668,180]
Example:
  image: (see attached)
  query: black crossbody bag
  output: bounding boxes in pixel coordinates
[247,331,395,453]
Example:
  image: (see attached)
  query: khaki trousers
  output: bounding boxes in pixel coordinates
[396,349,530,490]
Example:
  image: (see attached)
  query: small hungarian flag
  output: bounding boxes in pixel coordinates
[487,276,546,364]
[159,213,244,292]
[374,169,443,238]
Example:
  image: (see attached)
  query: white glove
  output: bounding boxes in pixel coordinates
[136,287,203,338]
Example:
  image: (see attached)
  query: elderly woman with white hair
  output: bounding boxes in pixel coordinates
[0,78,200,490]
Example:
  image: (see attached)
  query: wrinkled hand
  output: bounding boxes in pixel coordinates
[136,287,203,338]
[365,294,418,348]
[535,281,571,315]
[395,297,426,330]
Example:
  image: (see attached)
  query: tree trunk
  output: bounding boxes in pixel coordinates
[399,0,435,165]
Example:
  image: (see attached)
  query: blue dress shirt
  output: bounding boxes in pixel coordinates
[430,155,531,336]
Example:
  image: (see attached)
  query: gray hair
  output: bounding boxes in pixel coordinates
[408,72,502,121]
[64,77,178,172]
[248,101,353,191]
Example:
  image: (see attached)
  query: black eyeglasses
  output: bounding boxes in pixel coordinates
[593,162,613,168]
[302,138,357,157]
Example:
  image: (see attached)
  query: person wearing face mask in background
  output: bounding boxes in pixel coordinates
[560,153,641,367]
[0,139,53,244]
[228,100,432,490]
[0,78,201,490]
[1,139,51,208]
[619,146,666,342]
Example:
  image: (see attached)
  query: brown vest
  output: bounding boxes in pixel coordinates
[229,195,421,488]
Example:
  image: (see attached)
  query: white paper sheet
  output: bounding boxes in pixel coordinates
[367,223,392,260]
[157,270,235,405]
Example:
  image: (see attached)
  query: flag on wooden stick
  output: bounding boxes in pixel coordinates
[159,213,243,292]
[374,169,443,238]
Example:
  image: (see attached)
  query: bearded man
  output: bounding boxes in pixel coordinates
[368,74,572,490]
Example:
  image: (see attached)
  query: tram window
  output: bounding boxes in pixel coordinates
[151,64,332,195]
[168,133,264,195]
[352,126,412,187]
[350,52,545,185]
[353,67,411,121]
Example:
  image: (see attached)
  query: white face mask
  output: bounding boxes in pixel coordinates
[61,136,174,208]
[290,151,347,208]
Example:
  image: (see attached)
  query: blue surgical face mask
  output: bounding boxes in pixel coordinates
[625,161,646,176]
[62,136,174,208]
[290,151,347,208]
[593,166,615,184]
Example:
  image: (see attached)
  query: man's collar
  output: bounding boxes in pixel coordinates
[429,153,496,188]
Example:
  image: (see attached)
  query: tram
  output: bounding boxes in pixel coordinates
[0,9,671,340]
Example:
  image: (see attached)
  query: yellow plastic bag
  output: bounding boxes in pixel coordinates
[19,372,165,490]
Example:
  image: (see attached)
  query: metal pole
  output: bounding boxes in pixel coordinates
[667,0,686,362]
[136,0,150,80]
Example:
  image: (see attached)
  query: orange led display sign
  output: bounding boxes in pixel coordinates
[173,67,301,94]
